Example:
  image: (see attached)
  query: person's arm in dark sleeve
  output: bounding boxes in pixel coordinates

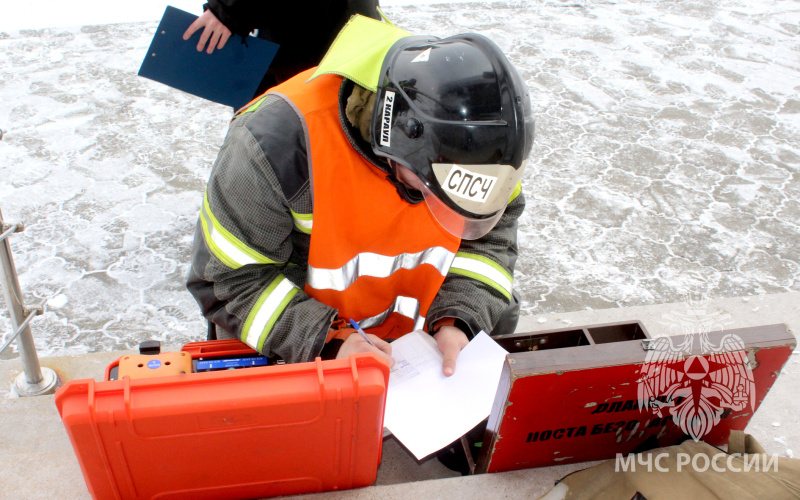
[427,186,525,338]
[203,0,270,38]
[187,100,337,363]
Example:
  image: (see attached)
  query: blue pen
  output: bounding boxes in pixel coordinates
[349,319,377,347]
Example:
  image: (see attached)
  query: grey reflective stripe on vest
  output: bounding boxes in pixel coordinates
[306,246,456,291]
[358,296,426,331]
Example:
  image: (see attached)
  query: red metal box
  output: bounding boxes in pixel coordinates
[55,344,390,500]
[477,323,795,473]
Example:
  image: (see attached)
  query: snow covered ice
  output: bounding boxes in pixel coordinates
[1,0,799,357]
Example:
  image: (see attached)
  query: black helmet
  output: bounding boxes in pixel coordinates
[370,33,534,239]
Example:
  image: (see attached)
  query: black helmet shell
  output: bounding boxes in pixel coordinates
[370,33,534,220]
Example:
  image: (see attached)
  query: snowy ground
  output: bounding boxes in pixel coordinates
[1,0,799,357]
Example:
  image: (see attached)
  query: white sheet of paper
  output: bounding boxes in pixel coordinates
[383,330,508,460]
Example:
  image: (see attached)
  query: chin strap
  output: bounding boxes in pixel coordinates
[386,161,424,204]
[385,173,424,204]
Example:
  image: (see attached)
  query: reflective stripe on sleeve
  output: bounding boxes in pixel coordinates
[307,246,456,291]
[242,275,300,352]
[290,209,313,234]
[200,191,281,269]
[358,296,425,331]
[448,252,513,300]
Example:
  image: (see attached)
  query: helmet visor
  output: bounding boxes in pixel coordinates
[431,162,525,216]
[395,162,522,240]
[420,181,505,240]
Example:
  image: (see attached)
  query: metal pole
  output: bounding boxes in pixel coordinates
[0,207,59,396]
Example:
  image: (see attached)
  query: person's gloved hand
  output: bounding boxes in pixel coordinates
[335,332,395,367]
[433,325,469,376]
[183,10,232,54]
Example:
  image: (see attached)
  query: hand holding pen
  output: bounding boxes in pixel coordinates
[334,319,394,367]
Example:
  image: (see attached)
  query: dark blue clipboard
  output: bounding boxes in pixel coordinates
[138,6,279,109]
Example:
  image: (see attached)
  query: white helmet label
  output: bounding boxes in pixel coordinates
[442,165,497,203]
[380,91,395,147]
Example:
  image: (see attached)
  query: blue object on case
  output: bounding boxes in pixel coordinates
[138,6,279,109]
[196,357,269,371]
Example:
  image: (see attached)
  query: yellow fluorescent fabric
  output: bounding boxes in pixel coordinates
[509,181,522,203]
[449,252,513,300]
[308,14,410,92]
[236,94,269,116]
[242,275,300,352]
[290,209,313,234]
[200,191,280,269]
[376,6,393,25]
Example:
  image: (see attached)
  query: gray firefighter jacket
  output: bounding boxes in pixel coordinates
[187,78,525,363]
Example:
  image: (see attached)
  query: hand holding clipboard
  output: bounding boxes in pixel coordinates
[138,6,279,109]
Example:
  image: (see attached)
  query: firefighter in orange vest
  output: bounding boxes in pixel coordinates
[187,19,534,376]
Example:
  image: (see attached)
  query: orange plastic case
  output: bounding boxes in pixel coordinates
[117,351,192,379]
[55,342,391,500]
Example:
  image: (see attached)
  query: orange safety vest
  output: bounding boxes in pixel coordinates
[269,69,462,340]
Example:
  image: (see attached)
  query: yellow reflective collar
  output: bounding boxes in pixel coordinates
[308,14,410,92]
